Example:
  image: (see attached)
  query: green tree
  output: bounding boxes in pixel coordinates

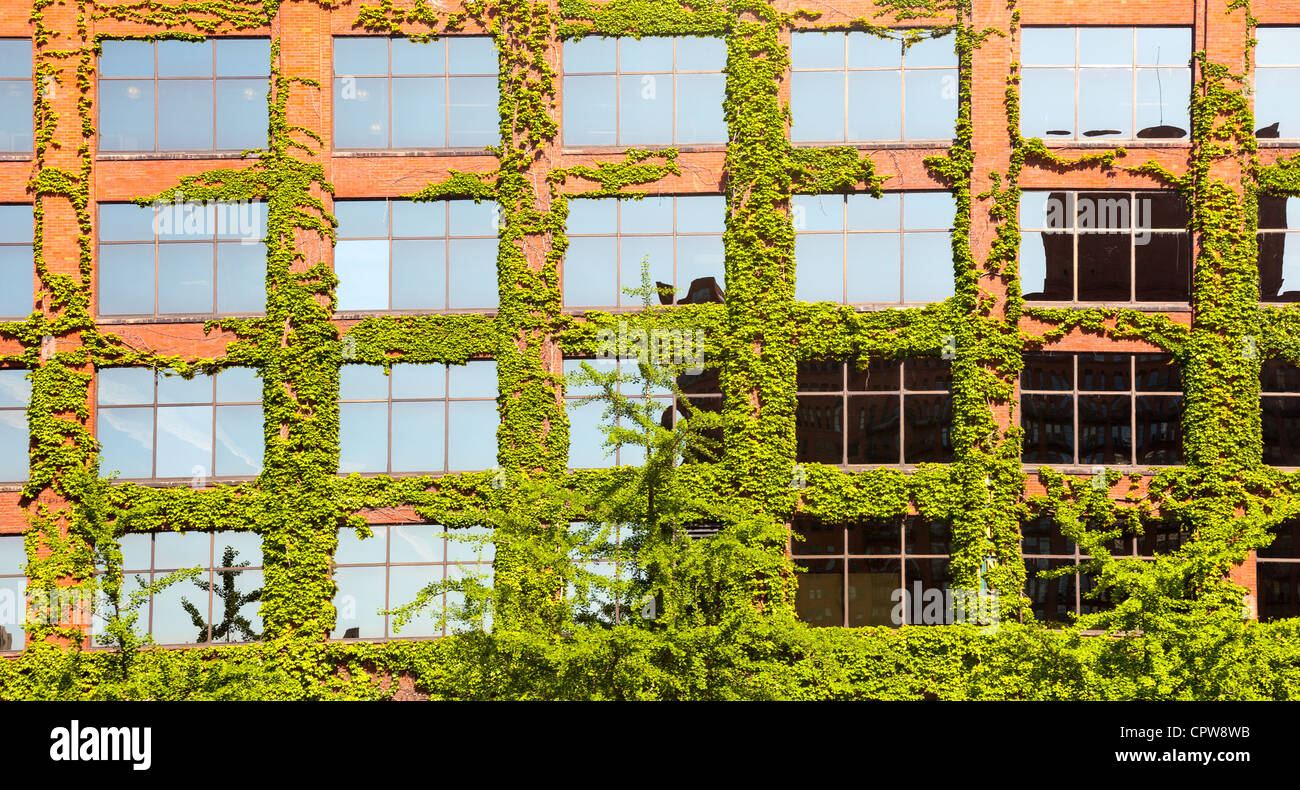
[181,545,263,643]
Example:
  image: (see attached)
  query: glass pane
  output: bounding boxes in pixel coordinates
[340,365,390,400]
[447,238,498,308]
[216,79,269,149]
[675,36,725,71]
[118,533,152,571]
[99,406,153,479]
[1135,395,1181,464]
[336,525,388,565]
[1078,68,1132,138]
[449,524,495,562]
[157,372,210,404]
[793,518,844,556]
[1136,27,1190,66]
[1078,394,1131,464]
[158,80,214,150]
[564,237,616,306]
[392,524,443,562]
[447,401,497,470]
[448,76,497,147]
[1021,393,1074,464]
[336,200,390,238]
[156,405,213,477]
[448,361,496,398]
[791,194,842,232]
[99,203,157,242]
[391,401,445,472]
[215,39,270,77]
[1078,27,1132,66]
[675,73,725,143]
[1026,558,1077,623]
[1135,68,1189,139]
[1078,353,1130,391]
[904,193,955,229]
[152,577,209,644]
[158,40,212,77]
[1257,28,1300,66]
[848,71,899,140]
[846,233,900,302]
[903,69,956,140]
[619,235,674,305]
[619,74,672,145]
[335,239,390,310]
[98,367,154,405]
[154,531,209,569]
[393,200,446,237]
[0,82,32,152]
[620,196,673,234]
[902,232,953,302]
[564,38,616,73]
[339,402,388,473]
[1020,68,1074,138]
[100,41,154,78]
[847,32,898,68]
[392,37,445,75]
[791,71,845,142]
[0,370,29,407]
[903,394,952,462]
[448,37,497,75]
[393,77,446,147]
[676,195,725,234]
[0,409,28,481]
[332,565,386,638]
[795,394,843,463]
[1254,67,1300,139]
[388,565,441,637]
[847,394,899,463]
[1134,354,1180,392]
[389,363,444,401]
[567,403,612,468]
[1263,397,1300,466]
[449,199,497,235]
[0,40,32,78]
[1022,28,1075,66]
[334,38,389,76]
[620,37,673,72]
[216,242,265,313]
[332,77,388,148]
[563,75,616,146]
[1021,515,1076,555]
[568,200,616,235]
[1077,232,1130,300]
[794,234,844,302]
[99,80,155,150]
[216,367,262,403]
[391,239,446,309]
[158,243,213,313]
[1023,354,1074,390]
[214,404,263,475]
[98,244,155,315]
[1259,562,1300,622]
[1134,232,1190,301]
[795,558,844,626]
[675,235,725,302]
[0,245,33,317]
[906,34,956,68]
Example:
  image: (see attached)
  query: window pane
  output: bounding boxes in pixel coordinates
[903,394,952,462]
[848,559,902,626]
[563,75,616,146]
[100,80,155,150]
[340,365,390,400]
[1026,558,1076,623]
[1022,394,1073,464]
[1078,394,1130,464]
[619,74,672,145]
[1078,68,1132,138]
[391,239,446,309]
[1134,395,1181,464]
[620,36,673,72]
[388,565,441,637]
[153,579,208,644]
[1133,232,1190,301]
[158,243,213,314]
[99,203,156,242]
[448,362,496,398]
[98,367,153,405]
[618,235,673,305]
[846,233,899,302]
[98,407,154,478]
[903,69,956,140]
[156,405,213,477]
[391,364,445,399]
[563,236,617,305]
[794,233,843,302]
[392,37,445,75]
[792,195,844,232]
[447,401,497,470]
[675,73,725,143]
[337,526,388,565]
[796,394,842,463]
[333,565,386,638]
[793,519,844,556]
[793,31,844,69]
[391,77,446,148]
[0,409,27,481]
[848,33,898,68]
[390,401,444,472]
[1022,28,1075,66]
[393,201,446,237]
[337,200,390,238]
[1077,232,1130,301]
[447,238,498,308]
[335,239,390,310]
[216,39,270,77]
[675,36,725,71]
[1135,68,1188,139]
[157,371,210,404]
[564,38,615,73]
[902,232,953,302]
[675,235,725,302]
[216,79,269,149]
[905,35,956,68]
[795,558,844,626]
[216,242,265,313]
[1255,68,1300,139]
[1259,562,1300,621]
[1078,27,1132,66]
[1020,68,1074,137]
[1136,27,1190,66]
[0,81,32,152]
[675,195,724,234]
[847,394,898,463]
[158,40,211,77]
[568,403,612,467]
[449,76,498,147]
[335,38,389,75]
[215,404,263,475]
[158,80,214,150]
[1263,396,1300,466]
[0,245,32,317]
[100,41,153,78]
[1023,353,1074,390]
[448,37,497,75]
[847,71,899,140]
[216,368,262,403]
[791,71,845,142]
[333,77,388,148]
[98,244,155,315]
[339,402,388,473]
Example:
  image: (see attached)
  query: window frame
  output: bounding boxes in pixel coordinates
[0,204,34,320]
[0,533,24,653]
[0,38,33,154]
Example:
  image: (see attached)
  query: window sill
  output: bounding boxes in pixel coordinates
[560,143,726,155]
[0,482,27,493]
[0,154,33,162]
[1022,464,1179,475]
[790,140,955,150]
[96,314,265,325]
[105,477,260,487]
[331,148,495,158]
[1257,140,1300,148]
[97,151,262,161]
[1036,139,1189,148]
[333,309,499,320]
[1023,302,1192,312]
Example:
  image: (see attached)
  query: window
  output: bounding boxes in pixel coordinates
[1261,359,1300,466]
[796,358,952,465]
[790,31,956,143]
[0,39,32,153]
[1020,27,1190,141]
[0,534,23,651]
[569,521,633,625]
[338,362,498,474]
[97,201,267,317]
[564,358,721,467]
[562,36,726,147]
[96,368,264,481]
[94,531,263,645]
[1021,352,1182,466]
[332,36,497,150]
[0,369,30,482]
[98,38,270,152]
[1020,190,1190,303]
[564,196,724,308]
[332,523,493,639]
[334,198,498,312]
[1254,27,1300,139]
[793,516,951,627]
[1259,196,1300,302]
[0,205,33,318]
[1259,519,1300,621]
[1024,515,1187,623]
[792,192,955,305]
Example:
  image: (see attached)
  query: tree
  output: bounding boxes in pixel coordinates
[181,545,263,643]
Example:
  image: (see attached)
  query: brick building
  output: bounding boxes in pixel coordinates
[0,0,1297,660]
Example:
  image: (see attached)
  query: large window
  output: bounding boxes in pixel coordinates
[96,368,264,481]
[332,523,494,639]
[568,521,633,625]
[0,369,30,483]
[335,198,498,312]
[1259,518,1300,621]
[1020,190,1190,303]
[338,362,498,474]
[97,201,266,317]
[1262,359,1300,466]
[796,358,952,465]
[1021,352,1182,466]
[0,39,32,153]
[1259,196,1300,302]
[1255,27,1300,139]
[94,531,263,645]
[1020,27,1190,141]
[0,534,23,651]
[0,205,32,319]
[565,358,721,467]
[564,196,725,308]
[793,192,955,305]
[98,38,270,152]
[562,36,726,147]
[332,37,498,150]
[793,516,951,627]
[790,31,956,143]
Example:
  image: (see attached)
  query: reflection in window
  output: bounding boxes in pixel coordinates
[564,358,721,467]
[1020,27,1190,140]
[1259,196,1300,302]
[334,198,499,312]
[97,201,267,317]
[1254,28,1300,139]
[338,362,498,474]
[331,524,494,639]
[563,196,724,308]
[0,534,24,651]
[96,368,264,480]
[569,521,634,626]
[1260,519,1300,621]
[1020,352,1183,466]
[0,40,32,153]
[98,38,270,152]
[332,36,498,149]
[1262,359,1300,466]
[94,531,263,645]
[0,205,33,318]
[790,31,956,142]
[0,369,30,482]
[793,192,955,304]
[562,36,726,146]
[796,358,952,465]
[793,516,950,627]
[1020,191,1190,303]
